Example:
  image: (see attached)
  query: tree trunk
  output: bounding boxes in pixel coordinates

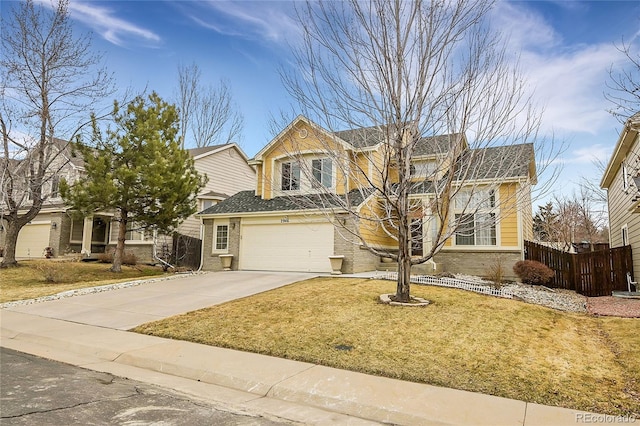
[0,220,21,268]
[395,222,412,303]
[111,214,127,273]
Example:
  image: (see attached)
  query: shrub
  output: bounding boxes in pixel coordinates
[485,255,506,289]
[122,252,138,266]
[32,261,66,283]
[96,250,138,265]
[513,260,555,285]
[97,251,112,263]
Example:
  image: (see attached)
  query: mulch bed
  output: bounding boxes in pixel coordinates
[587,296,640,318]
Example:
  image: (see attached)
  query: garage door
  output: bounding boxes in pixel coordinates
[16,223,51,258]
[240,222,334,272]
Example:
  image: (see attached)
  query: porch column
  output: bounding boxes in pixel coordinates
[81,216,93,257]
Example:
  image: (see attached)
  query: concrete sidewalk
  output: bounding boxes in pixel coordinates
[0,272,622,425]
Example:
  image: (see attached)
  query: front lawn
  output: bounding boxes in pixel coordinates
[0,260,166,303]
[133,277,640,417]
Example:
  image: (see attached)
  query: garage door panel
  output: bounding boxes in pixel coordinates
[240,223,334,273]
[16,223,51,258]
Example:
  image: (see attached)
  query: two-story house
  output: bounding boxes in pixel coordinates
[198,115,535,276]
[601,112,640,278]
[1,141,255,263]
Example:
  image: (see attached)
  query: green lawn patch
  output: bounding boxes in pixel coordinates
[133,277,640,416]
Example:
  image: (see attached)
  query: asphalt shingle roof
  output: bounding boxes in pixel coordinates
[201,141,533,214]
[454,143,534,181]
[199,189,371,215]
[334,126,461,156]
[187,144,229,158]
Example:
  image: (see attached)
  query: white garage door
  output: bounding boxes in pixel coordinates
[240,222,334,272]
[16,223,51,258]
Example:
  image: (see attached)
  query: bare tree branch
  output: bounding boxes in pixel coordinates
[0,0,115,267]
[274,0,558,301]
[605,40,640,124]
[175,63,244,148]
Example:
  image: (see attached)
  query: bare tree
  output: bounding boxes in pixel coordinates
[605,40,640,123]
[552,189,608,251]
[0,0,114,267]
[176,63,243,148]
[279,0,555,302]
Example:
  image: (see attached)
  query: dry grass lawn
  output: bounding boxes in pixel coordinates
[133,277,640,416]
[0,260,166,303]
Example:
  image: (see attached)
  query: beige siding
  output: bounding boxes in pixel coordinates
[607,133,640,277]
[177,147,256,238]
[520,182,533,242]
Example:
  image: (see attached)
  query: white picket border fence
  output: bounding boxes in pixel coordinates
[377,271,514,299]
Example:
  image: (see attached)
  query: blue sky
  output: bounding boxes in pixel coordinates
[6,0,640,209]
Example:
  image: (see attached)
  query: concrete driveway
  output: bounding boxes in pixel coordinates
[4,271,314,330]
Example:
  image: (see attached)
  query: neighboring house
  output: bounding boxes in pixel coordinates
[600,112,640,277]
[105,143,255,262]
[1,141,255,263]
[0,138,89,260]
[198,115,535,275]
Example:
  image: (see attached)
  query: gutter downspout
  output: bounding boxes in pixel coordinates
[197,216,205,272]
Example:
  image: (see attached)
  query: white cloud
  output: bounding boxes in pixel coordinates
[186,1,300,45]
[491,2,622,136]
[565,144,612,164]
[34,0,161,47]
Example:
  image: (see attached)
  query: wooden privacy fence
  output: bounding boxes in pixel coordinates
[524,241,633,297]
[172,233,202,270]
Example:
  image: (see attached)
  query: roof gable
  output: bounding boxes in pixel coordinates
[252,115,352,162]
[601,112,640,189]
[188,143,249,162]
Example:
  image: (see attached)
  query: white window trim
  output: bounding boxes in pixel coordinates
[623,160,630,192]
[272,153,337,196]
[452,188,500,247]
[621,224,629,246]
[213,220,230,254]
[280,160,301,192]
[312,157,333,188]
[107,222,153,244]
[200,199,217,211]
[410,160,437,179]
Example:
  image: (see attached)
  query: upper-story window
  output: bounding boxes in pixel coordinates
[454,189,497,246]
[281,161,300,191]
[312,158,332,188]
[50,175,60,198]
[201,199,216,211]
[623,160,629,191]
[410,161,436,178]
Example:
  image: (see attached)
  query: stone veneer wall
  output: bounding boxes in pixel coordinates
[49,213,68,257]
[201,217,241,271]
[433,250,523,280]
[334,217,379,273]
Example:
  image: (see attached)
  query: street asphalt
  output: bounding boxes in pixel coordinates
[1,347,292,425]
